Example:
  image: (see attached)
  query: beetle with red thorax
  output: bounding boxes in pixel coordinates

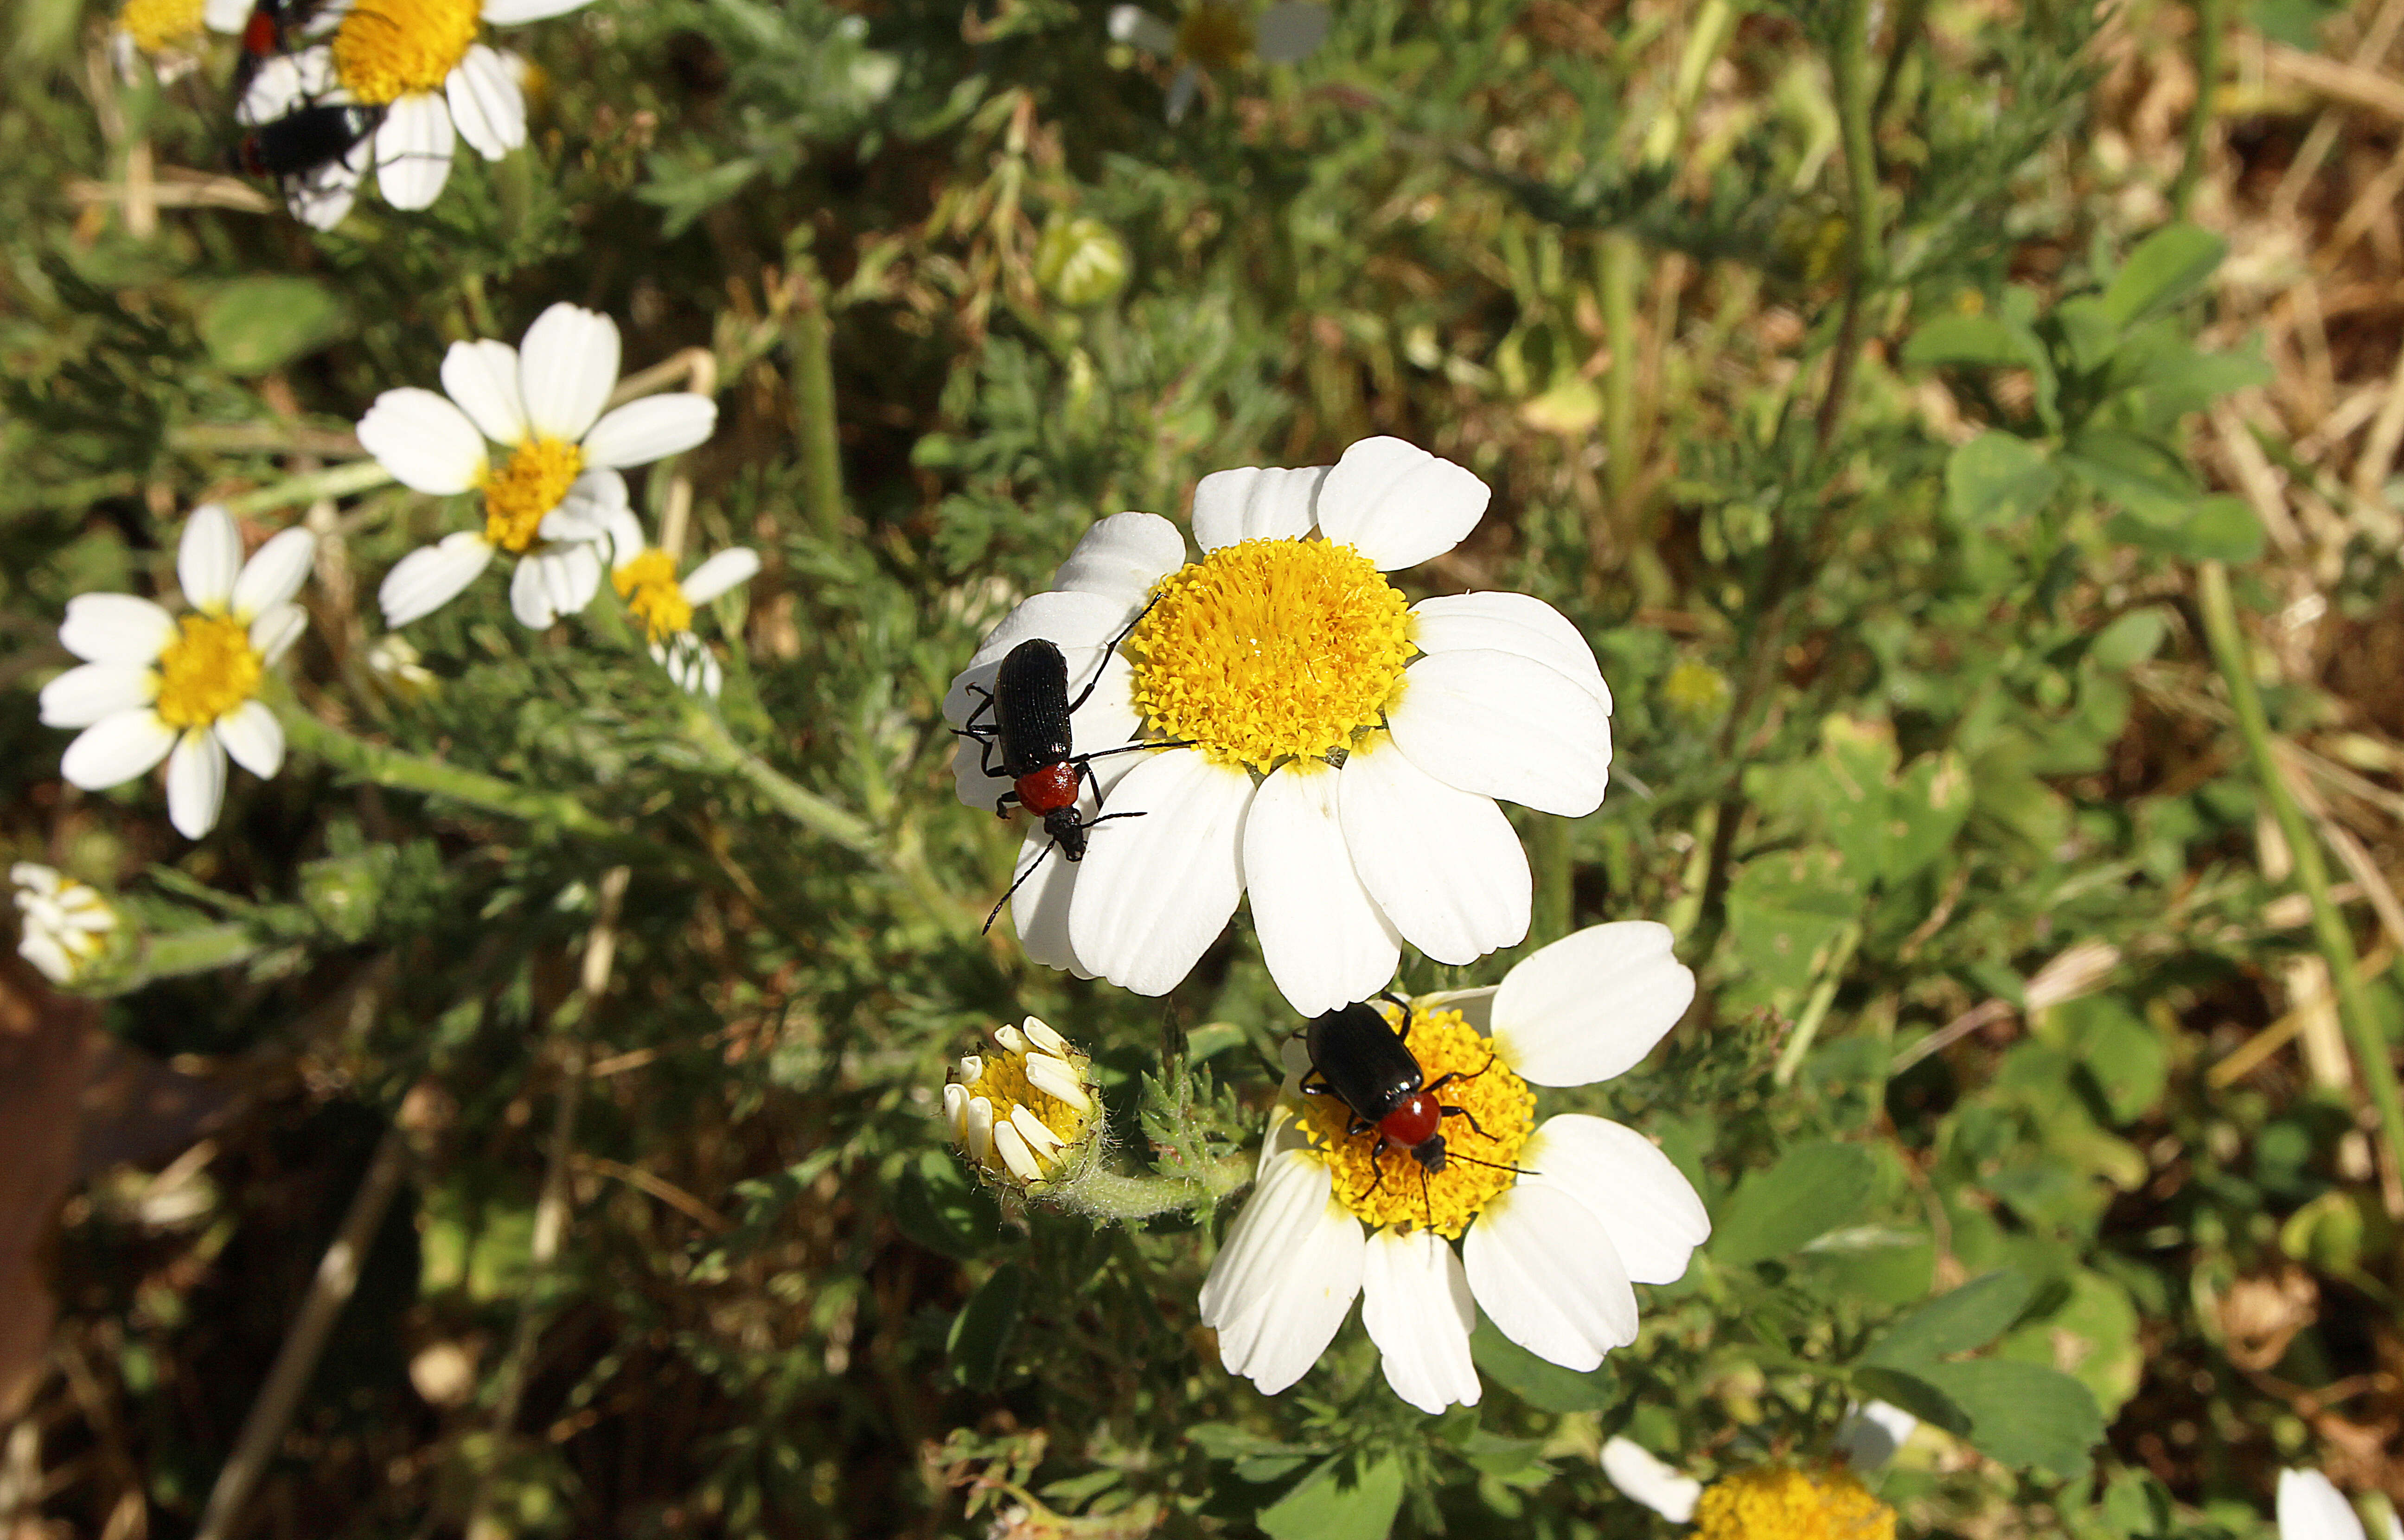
[1299,1001,1526,1213]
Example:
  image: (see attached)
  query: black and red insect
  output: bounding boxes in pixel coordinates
[1299,1000,1529,1220]
[956,602,1183,931]
[228,99,378,183]
[230,0,325,99]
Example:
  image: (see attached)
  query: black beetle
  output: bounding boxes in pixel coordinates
[1298,1001,1524,1220]
[229,100,378,184]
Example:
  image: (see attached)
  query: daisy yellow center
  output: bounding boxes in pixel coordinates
[960,1043,1097,1181]
[1295,1008,1533,1241]
[613,550,692,643]
[331,0,483,104]
[479,438,583,554]
[1177,0,1254,67]
[155,614,263,730]
[116,0,206,53]
[1693,1466,1895,1540]
[1126,538,1414,773]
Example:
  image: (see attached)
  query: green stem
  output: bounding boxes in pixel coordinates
[1528,814,1574,948]
[2198,561,2404,1208]
[1775,921,1861,1086]
[80,921,262,995]
[1065,1154,1253,1224]
[283,709,627,846]
[2173,0,2226,217]
[216,460,393,518]
[1814,0,1882,450]
[785,259,846,541]
[1598,234,1643,548]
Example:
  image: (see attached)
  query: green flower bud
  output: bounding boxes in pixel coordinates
[1036,217,1131,309]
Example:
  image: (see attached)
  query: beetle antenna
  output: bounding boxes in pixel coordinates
[1444,1150,1536,1178]
[982,843,1054,934]
[1420,1162,1433,1231]
[1065,594,1164,715]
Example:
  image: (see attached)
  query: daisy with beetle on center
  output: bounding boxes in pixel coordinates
[359,302,717,633]
[943,436,1614,1016]
[1198,922,1706,1414]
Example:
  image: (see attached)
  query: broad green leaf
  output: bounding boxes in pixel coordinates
[2088,608,2169,670]
[1819,715,1897,880]
[1902,313,2027,369]
[2053,295,2119,374]
[198,277,348,376]
[1848,1365,1969,1435]
[1470,1317,1617,1412]
[1912,1358,2105,1476]
[2107,496,2263,562]
[1946,432,2060,529]
[1712,1141,1878,1267]
[1884,752,1971,884]
[2000,1267,2142,1416]
[1258,1452,1406,1540]
[2055,997,2168,1124]
[2060,429,2197,522]
[1863,1270,2033,1368]
[946,1263,1026,1390]
[2101,224,2227,330]
[1726,847,1861,991]
[892,1152,997,1260]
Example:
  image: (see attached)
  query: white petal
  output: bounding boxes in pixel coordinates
[1197,1147,1364,1395]
[439,339,527,444]
[1360,1227,1479,1414]
[1835,1401,1919,1473]
[166,729,228,839]
[379,533,495,626]
[1009,1103,1062,1156]
[357,387,489,495]
[372,91,455,210]
[965,1096,996,1164]
[511,543,602,628]
[942,1082,969,1143]
[237,50,312,126]
[1385,648,1612,816]
[214,700,285,780]
[598,496,646,569]
[178,503,241,612]
[960,590,1130,676]
[1313,437,1490,570]
[446,44,524,160]
[518,303,621,443]
[991,1119,1043,1182]
[1600,1439,1700,1523]
[2279,1470,2368,1540]
[288,161,363,231]
[1519,1115,1707,1286]
[1191,466,1327,552]
[1067,749,1252,996]
[19,934,73,984]
[1106,3,1177,52]
[681,548,760,605]
[249,604,307,665]
[59,594,175,665]
[1165,62,1201,123]
[40,664,156,728]
[511,551,563,628]
[554,467,631,547]
[1006,817,1095,978]
[1023,1017,1069,1055]
[1462,1182,1637,1373]
[60,711,177,790]
[230,528,317,620]
[1409,592,1611,710]
[581,394,716,467]
[1051,512,1186,607]
[1255,0,1330,60]
[1337,744,1529,965]
[1242,762,1400,1016]
[1023,1053,1090,1112]
[1490,922,1695,1087]
[479,0,593,22]
[204,0,250,32]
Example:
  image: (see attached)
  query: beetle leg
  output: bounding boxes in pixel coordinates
[1436,1103,1491,1141]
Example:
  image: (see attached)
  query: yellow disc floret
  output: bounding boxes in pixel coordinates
[331,0,483,104]
[613,550,692,642]
[155,615,264,729]
[1176,0,1255,67]
[1694,1465,1895,1540]
[479,438,584,554]
[1126,538,1414,773]
[115,0,207,54]
[1294,1007,1533,1240]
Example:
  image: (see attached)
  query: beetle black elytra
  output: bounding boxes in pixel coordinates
[229,100,379,185]
[1298,999,1529,1223]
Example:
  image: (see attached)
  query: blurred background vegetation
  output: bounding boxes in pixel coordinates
[2,0,2404,1534]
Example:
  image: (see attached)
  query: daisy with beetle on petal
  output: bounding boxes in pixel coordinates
[1197,922,1705,1414]
[237,0,583,227]
[1107,0,1330,123]
[38,505,314,840]
[599,497,760,698]
[942,435,1614,1016]
[360,302,717,632]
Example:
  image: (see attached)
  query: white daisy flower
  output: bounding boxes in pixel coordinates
[38,505,315,840]
[12,864,121,985]
[237,0,585,228]
[941,435,1614,1015]
[1601,1402,1920,1527]
[1108,0,1330,122]
[942,1016,1104,1191]
[2282,1469,2404,1540]
[359,303,718,631]
[109,0,249,83]
[598,497,759,698]
[1196,922,1703,1413]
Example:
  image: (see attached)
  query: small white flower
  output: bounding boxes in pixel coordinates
[358,303,717,631]
[110,0,249,83]
[599,501,759,698]
[1197,923,1703,1413]
[39,506,314,840]
[12,864,120,985]
[943,1016,1104,1190]
[1108,0,1330,122]
[943,435,1614,1015]
[1601,1403,1920,1525]
[238,0,589,227]
[2281,1469,2404,1540]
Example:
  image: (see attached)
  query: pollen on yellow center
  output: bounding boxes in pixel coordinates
[1693,1465,1895,1540]
[331,0,483,104]
[1294,1007,1533,1241]
[1176,0,1255,67]
[1126,538,1415,773]
[154,614,263,729]
[478,438,583,554]
[116,0,207,53]
[614,550,692,643]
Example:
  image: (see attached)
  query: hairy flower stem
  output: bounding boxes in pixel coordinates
[1062,1153,1254,1224]
[784,255,847,542]
[2199,560,2404,1215]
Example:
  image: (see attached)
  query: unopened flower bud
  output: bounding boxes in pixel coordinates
[944,1016,1102,1191]
[12,863,119,985]
[1036,216,1131,309]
